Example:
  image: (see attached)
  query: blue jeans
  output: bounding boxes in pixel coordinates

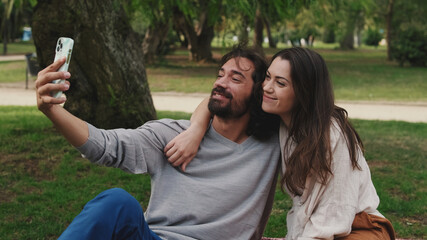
[58,188,161,240]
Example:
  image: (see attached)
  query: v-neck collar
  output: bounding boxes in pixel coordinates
[207,124,256,150]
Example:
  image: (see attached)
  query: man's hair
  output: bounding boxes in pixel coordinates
[219,44,279,140]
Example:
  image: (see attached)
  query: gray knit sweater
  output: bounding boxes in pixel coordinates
[77,119,280,240]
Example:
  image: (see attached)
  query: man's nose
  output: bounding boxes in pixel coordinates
[214,76,228,88]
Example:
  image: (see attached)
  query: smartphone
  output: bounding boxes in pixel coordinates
[51,37,74,98]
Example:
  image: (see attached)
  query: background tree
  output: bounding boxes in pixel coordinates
[370,0,397,60]
[172,0,221,62]
[253,0,290,50]
[252,0,303,51]
[128,0,174,64]
[32,0,157,129]
[385,0,394,60]
[292,7,321,47]
[1,0,14,55]
[333,0,373,50]
[132,0,224,63]
[1,0,35,54]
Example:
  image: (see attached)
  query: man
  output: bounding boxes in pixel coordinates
[36,46,280,240]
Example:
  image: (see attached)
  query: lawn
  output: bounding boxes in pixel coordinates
[0,106,425,239]
[2,42,427,102]
[2,41,36,55]
[147,47,427,102]
[0,61,28,83]
[1,42,426,239]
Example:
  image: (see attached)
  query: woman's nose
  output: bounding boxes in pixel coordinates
[263,80,273,92]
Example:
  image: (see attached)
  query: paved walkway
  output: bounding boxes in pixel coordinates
[0,54,26,61]
[0,83,426,123]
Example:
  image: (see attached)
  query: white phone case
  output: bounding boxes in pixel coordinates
[51,37,74,98]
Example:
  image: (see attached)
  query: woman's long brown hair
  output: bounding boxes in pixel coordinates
[273,48,364,196]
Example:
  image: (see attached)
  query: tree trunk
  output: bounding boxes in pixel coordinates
[142,21,170,64]
[239,15,249,44]
[340,31,354,50]
[172,7,214,62]
[2,18,7,55]
[32,0,157,129]
[253,8,264,51]
[263,16,276,48]
[386,0,394,61]
[193,24,214,62]
[339,14,356,50]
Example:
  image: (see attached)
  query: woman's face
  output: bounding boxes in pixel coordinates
[262,57,296,126]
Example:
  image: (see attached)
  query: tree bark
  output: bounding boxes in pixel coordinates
[263,16,276,48]
[172,7,214,62]
[32,0,157,129]
[339,13,357,50]
[386,0,394,61]
[142,20,170,64]
[239,15,250,44]
[340,31,354,50]
[253,8,264,51]
[2,18,8,55]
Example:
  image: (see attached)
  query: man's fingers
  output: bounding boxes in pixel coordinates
[37,82,70,96]
[40,95,66,105]
[36,71,71,89]
[38,57,66,76]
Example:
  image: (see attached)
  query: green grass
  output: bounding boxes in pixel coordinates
[316,49,427,102]
[2,41,36,55]
[1,44,425,102]
[146,47,426,102]
[0,41,37,83]
[0,106,425,239]
[0,61,27,83]
[146,64,216,93]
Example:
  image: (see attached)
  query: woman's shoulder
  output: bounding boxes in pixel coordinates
[279,121,290,147]
[329,119,354,153]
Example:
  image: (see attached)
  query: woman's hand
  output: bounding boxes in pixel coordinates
[164,97,211,171]
[164,125,205,172]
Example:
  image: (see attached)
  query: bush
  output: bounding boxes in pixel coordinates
[391,26,427,67]
[364,28,382,47]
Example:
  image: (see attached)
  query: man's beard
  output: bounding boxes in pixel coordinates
[208,87,252,119]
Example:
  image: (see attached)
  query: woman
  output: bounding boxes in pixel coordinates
[164,47,395,239]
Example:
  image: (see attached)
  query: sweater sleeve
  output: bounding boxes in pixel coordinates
[76,120,184,175]
[298,125,361,239]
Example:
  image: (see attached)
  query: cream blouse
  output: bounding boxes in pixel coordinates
[280,121,384,240]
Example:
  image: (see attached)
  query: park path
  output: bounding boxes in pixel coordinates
[1,54,426,123]
[1,85,426,123]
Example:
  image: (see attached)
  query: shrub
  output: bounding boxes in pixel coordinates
[391,26,427,67]
[364,28,382,47]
